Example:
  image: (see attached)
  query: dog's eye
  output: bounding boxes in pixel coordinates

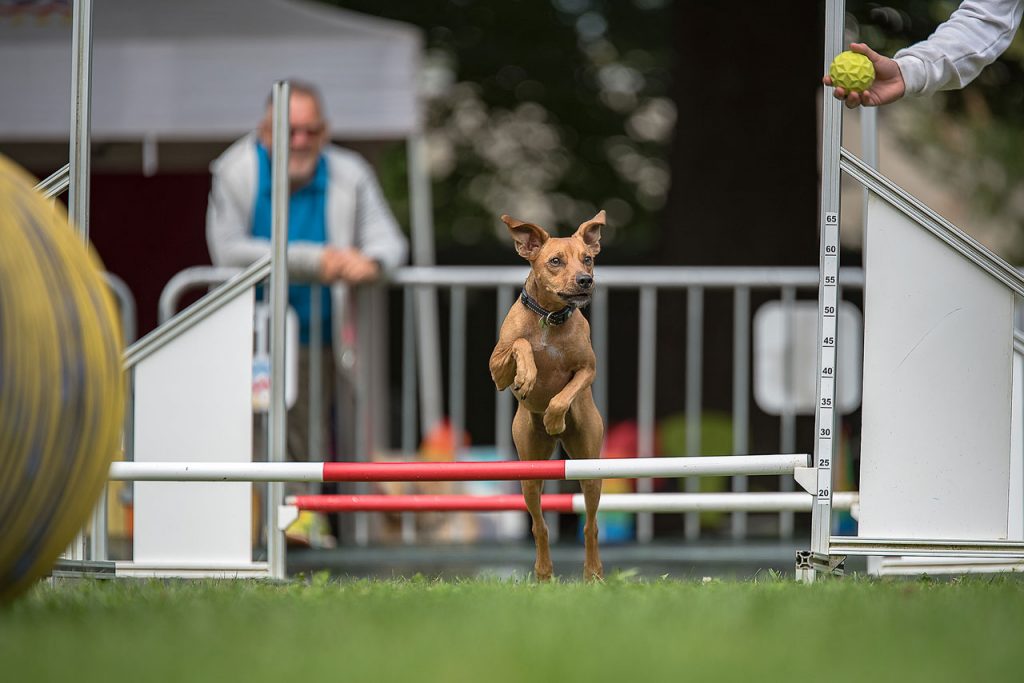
[583,256,593,266]
[548,257,562,267]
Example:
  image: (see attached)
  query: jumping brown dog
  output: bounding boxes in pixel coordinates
[489,211,605,581]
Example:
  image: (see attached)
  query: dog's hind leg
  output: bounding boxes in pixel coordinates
[513,406,556,581]
[561,392,604,581]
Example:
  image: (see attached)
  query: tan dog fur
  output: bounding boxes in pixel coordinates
[489,211,605,581]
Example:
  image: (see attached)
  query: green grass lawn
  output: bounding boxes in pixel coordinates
[2,572,1023,682]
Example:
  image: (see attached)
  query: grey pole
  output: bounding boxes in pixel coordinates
[683,287,704,540]
[449,287,468,460]
[68,0,93,243]
[309,286,323,463]
[811,0,845,570]
[731,287,751,540]
[67,0,94,563]
[636,287,657,543]
[268,81,291,581]
[407,134,444,437]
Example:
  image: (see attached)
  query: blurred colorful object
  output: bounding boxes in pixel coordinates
[0,155,124,602]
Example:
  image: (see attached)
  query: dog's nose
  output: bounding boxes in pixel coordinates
[576,273,593,289]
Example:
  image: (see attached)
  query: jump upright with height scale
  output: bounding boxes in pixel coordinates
[808,0,1024,579]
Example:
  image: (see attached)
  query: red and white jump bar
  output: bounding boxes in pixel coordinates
[109,454,809,482]
[286,491,858,514]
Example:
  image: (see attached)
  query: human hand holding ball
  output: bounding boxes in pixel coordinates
[823,43,905,109]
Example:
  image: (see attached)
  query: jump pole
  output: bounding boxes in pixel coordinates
[109,453,809,482]
[285,491,858,514]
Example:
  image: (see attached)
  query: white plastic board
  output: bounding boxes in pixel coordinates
[859,194,1014,541]
[133,292,255,564]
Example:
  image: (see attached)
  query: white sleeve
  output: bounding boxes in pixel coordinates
[894,0,1023,96]
[351,159,409,274]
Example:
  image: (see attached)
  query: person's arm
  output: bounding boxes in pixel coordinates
[351,159,409,275]
[895,0,1023,96]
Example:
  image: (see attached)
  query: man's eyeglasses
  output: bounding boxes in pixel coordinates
[290,124,325,138]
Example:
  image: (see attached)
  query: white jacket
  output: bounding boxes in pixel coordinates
[206,133,408,369]
[895,0,1023,96]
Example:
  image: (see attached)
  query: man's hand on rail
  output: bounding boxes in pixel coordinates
[320,247,381,284]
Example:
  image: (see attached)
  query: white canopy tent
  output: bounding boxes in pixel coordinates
[0,0,421,141]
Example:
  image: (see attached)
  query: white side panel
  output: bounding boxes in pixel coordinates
[133,293,254,563]
[859,195,1014,540]
[1010,350,1023,540]
[872,365,1024,571]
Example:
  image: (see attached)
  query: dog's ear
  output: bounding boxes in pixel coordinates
[501,215,550,261]
[575,210,604,256]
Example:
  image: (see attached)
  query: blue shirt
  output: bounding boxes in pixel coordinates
[251,143,332,345]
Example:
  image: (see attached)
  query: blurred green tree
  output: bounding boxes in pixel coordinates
[332,0,673,262]
[847,0,1024,260]
[330,0,1024,445]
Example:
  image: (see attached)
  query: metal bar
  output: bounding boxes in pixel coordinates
[267,80,291,581]
[415,288,444,437]
[406,135,444,436]
[309,285,323,468]
[731,287,750,540]
[89,490,107,561]
[401,286,418,544]
[779,286,796,539]
[450,287,467,459]
[111,454,809,482]
[371,286,390,452]
[97,269,136,552]
[829,537,1024,558]
[353,287,374,547]
[103,272,137,345]
[289,492,858,514]
[495,287,515,460]
[392,266,865,288]
[684,287,704,540]
[158,266,245,323]
[407,135,438,269]
[567,454,807,479]
[401,287,418,455]
[636,287,658,542]
[110,462,325,482]
[126,257,269,369]
[34,163,70,199]
[840,149,1024,298]
[68,0,93,242]
[811,0,845,564]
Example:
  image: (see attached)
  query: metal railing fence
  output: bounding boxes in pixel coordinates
[159,264,866,546]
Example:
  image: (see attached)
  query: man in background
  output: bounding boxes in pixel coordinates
[206,81,408,545]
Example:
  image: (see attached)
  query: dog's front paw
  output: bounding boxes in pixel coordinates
[543,406,567,435]
[512,369,536,400]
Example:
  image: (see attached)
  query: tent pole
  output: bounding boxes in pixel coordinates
[407,133,444,439]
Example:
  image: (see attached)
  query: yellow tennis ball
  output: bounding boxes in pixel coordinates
[829,51,875,92]
[0,154,125,602]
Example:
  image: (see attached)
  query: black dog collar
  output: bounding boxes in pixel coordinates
[520,289,574,326]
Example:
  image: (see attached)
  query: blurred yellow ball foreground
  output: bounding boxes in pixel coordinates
[0,155,124,602]
[829,50,875,92]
